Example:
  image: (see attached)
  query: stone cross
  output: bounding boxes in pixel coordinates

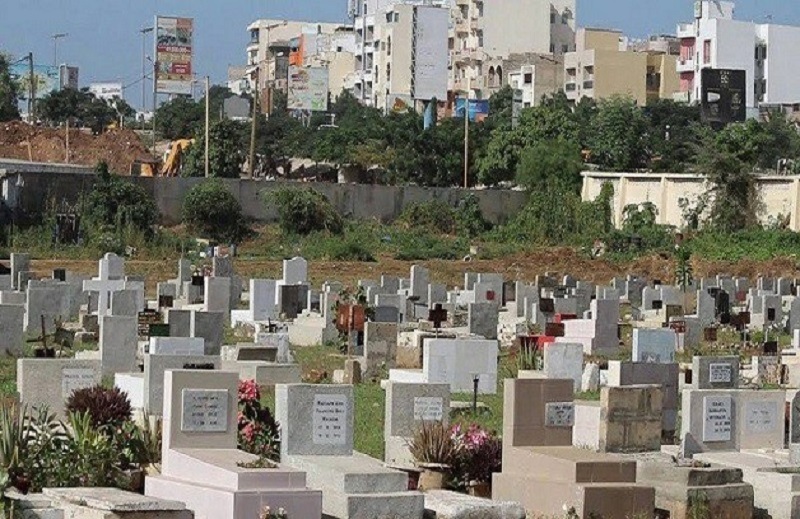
[428,304,448,329]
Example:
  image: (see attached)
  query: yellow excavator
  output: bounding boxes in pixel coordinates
[130,138,195,177]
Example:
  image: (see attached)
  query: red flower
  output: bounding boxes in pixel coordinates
[238,380,260,403]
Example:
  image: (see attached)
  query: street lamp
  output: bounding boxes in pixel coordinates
[52,33,68,66]
[139,27,154,112]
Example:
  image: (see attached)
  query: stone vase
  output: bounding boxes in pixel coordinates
[468,481,491,498]
[417,463,448,491]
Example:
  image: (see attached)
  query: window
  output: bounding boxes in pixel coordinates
[703,39,711,64]
[550,43,555,53]
[562,44,569,53]
[524,73,533,84]
[550,12,556,24]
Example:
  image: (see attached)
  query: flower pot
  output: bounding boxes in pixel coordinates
[468,481,491,498]
[417,463,448,491]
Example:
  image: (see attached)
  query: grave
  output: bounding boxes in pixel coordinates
[191,311,224,355]
[632,328,676,364]
[110,289,139,316]
[276,383,424,519]
[24,281,72,333]
[0,304,24,356]
[468,302,499,340]
[384,381,450,468]
[492,378,655,518]
[691,356,740,389]
[149,337,205,355]
[608,361,680,440]
[83,253,127,318]
[10,253,29,291]
[542,342,583,392]
[401,338,498,394]
[8,487,192,519]
[145,370,323,519]
[204,276,231,323]
[558,299,620,355]
[410,265,430,304]
[362,322,398,379]
[99,315,137,377]
[167,309,192,337]
[17,358,101,418]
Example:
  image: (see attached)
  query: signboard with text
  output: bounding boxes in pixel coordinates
[155,16,194,95]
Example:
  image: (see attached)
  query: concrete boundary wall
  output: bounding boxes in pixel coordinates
[582,171,800,231]
[0,165,527,226]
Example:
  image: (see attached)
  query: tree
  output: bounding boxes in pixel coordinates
[715,115,800,172]
[37,88,117,134]
[154,96,203,140]
[643,99,702,172]
[695,132,760,232]
[587,96,648,171]
[182,118,246,178]
[0,53,20,121]
[83,162,158,235]
[181,179,248,242]
[516,140,584,193]
[477,92,579,186]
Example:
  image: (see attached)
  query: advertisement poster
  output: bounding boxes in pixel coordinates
[287,66,329,112]
[155,16,194,95]
[455,98,490,122]
[9,64,61,99]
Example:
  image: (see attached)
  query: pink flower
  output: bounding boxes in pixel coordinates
[238,380,260,403]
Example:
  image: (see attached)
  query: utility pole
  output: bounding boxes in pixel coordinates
[52,33,68,67]
[27,52,35,122]
[204,76,210,178]
[249,69,259,178]
[463,73,471,189]
[139,27,154,112]
[152,60,158,159]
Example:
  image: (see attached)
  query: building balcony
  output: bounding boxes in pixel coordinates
[677,23,695,39]
[247,41,260,53]
[677,58,695,73]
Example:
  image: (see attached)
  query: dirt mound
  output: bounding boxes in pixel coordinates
[0,121,153,174]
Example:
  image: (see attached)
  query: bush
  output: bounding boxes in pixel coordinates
[398,200,457,234]
[181,179,249,242]
[83,162,158,236]
[268,187,343,235]
[450,424,502,489]
[65,385,132,429]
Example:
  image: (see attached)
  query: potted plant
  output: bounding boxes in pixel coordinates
[408,422,455,491]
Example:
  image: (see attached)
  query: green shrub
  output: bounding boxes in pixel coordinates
[182,179,249,242]
[455,193,491,238]
[398,200,457,234]
[83,162,158,236]
[267,187,343,235]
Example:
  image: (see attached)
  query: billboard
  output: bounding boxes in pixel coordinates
[155,16,194,95]
[9,64,61,100]
[455,98,490,122]
[287,66,329,112]
[701,68,746,126]
[90,82,124,102]
[386,94,413,114]
[412,5,449,101]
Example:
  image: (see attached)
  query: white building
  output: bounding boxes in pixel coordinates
[352,0,450,110]
[676,0,800,110]
[451,0,575,101]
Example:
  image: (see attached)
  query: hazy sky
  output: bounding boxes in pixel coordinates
[2,0,798,108]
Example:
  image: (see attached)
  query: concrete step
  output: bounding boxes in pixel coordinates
[502,446,637,483]
[323,490,425,519]
[286,452,409,494]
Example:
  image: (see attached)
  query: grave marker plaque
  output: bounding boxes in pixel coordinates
[545,402,575,427]
[709,363,732,384]
[313,394,348,445]
[764,341,778,356]
[158,295,174,309]
[61,368,96,399]
[539,298,555,313]
[745,401,779,434]
[413,397,444,421]
[181,389,228,432]
[703,395,732,442]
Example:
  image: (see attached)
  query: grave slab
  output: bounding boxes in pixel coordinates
[17,359,101,418]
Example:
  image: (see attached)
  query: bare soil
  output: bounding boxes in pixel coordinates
[0,121,152,174]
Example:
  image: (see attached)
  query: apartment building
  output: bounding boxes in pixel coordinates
[564,28,679,106]
[507,55,564,108]
[450,0,575,100]
[352,0,450,110]
[290,26,358,99]
[676,0,800,110]
[245,19,347,93]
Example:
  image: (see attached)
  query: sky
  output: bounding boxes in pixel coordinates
[2,0,799,109]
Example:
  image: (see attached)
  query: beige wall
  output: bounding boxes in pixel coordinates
[655,54,680,100]
[594,50,648,104]
[582,172,800,231]
[375,3,414,111]
[579,28,622,52]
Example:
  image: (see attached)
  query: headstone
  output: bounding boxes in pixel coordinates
[17,359,101,418]
[275,384,354,458]
[110,289,139,316]
[632,328,676,364]
[280,285,309,319]
[10,253,29,291]
[691,356,739,389]
[384,381,450,466]
[423,338,498,394]
[363,322,398,378]
[167,309,192,337]
[143,354,220,415]
[191,311,224,355]
[99,315,137,377]
[468,302,498,340]
[543,342,583,392]
[283,257,308,285]
[0,304,24,356]
[204,277,231,322]
[212,256,233,278]
[250,279,276,321]
[410,265,430,304]
[581,363,600,392]
[150,337,205,356]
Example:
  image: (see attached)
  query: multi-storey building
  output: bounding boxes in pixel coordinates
[506,55,564,108]
[564,28,679,106]
[450,0,575,101]
[289,26,358,100]
[351,0,450,111]
[676,0,800,111]
[245,19,347,93]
